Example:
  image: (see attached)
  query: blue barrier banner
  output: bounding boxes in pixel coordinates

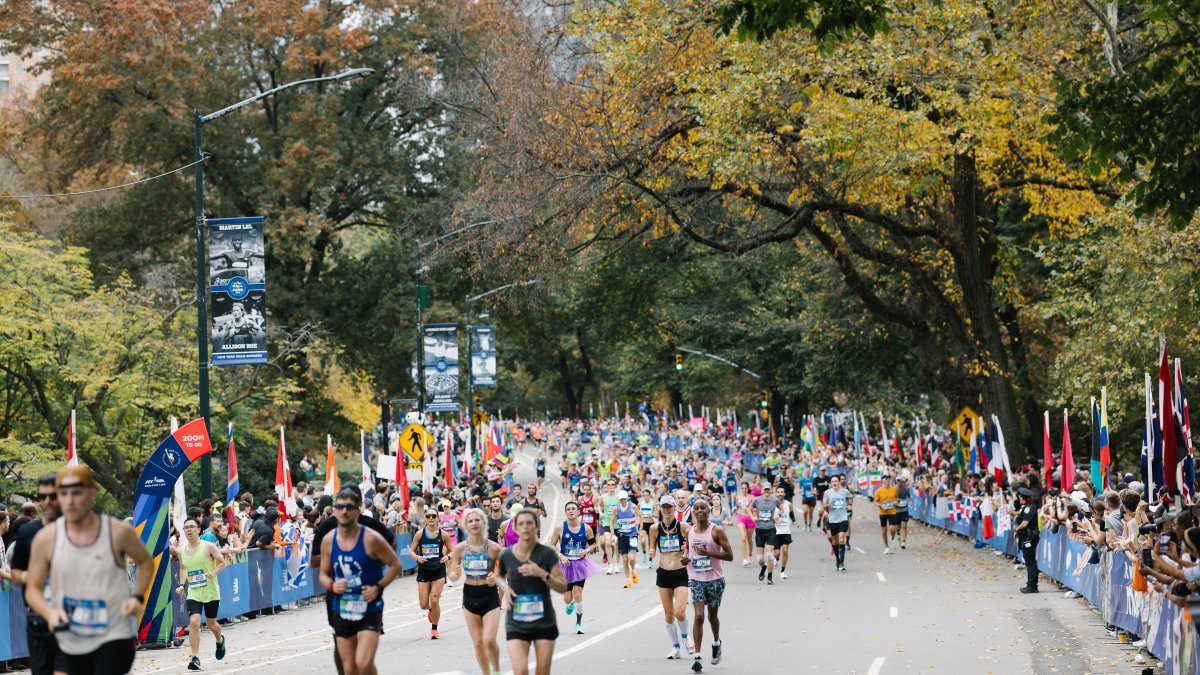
[0,583,14,660]
[217,556,251,617]
[395,532,417,571]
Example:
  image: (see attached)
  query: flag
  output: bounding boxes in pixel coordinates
[462,425,474,479]
[170,417,186,536]
[1042,411,1054,489]
[976,420,990,470]
[226,422,240,505]
[980,496,996,539]
[1143,373,1162,502]
[955,430,965,479]
[275,427,296,520]
[444,428,456,487]
[988,414,1013,486]
[1174,358,1194,502]
[1159,339,1179,491]
[324,434,340,496]
[892,416,902,457]
[1090,397,1103,493]
[422,432,435,493]
[359,429,375,503]
[968,418,979,474]
[1100,387,1112,488]
[1061,408,1075,491]
[67,409,79,468]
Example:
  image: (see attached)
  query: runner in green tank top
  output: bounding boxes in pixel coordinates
[177,518,228,670]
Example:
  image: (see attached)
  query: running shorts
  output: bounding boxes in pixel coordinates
[802,497,817,507]
[656,567,689,590]
[878,514,894,527]
[417,566,447,583]
[568,577,588,591]
[827,520,849,534]
[897,511,910,522]
[688,578,726,608]
[537,468,546,478]
[330,610,385,638]
[186,598,221,619]
[617,533,639,555]
[754,528,776,548]
[462,583,502,616]
[62,638,136,675]
[773,533,793,547]
[642,522,654,536]
[506,625,559,643]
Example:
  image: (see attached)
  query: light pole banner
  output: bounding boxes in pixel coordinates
[208,216,267,365]
[471,325,497,387]
[423,323,460,412]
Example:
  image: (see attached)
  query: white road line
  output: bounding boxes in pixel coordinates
[868,656,886,674]
[876,571,886,582]
[854,547,867,554]
[502,606,661,675]
[889,606,898,618]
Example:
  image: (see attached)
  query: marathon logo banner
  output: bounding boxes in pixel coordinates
[208,216,267,365]
[423,323,460,412]
[131,419,213,646]
[471,325,497,387]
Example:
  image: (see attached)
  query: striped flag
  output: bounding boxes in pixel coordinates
[1159,339,1179,491]
[444,428,456,487]
[1090,397,1103,493]
[226,422,239,505]
[275,427,296,520]
[359,429,374,502]
[1175,359,1194,503]
[324,434,340,496]
[1099,388,1112,489]
[67,409,79,467]
[1061,409,1075,491]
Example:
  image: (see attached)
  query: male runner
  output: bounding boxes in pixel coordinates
[873,475,899,554]
[176,518,228,670]
[823,476,853,571]
[320,488,403,675]
[614,491,641,588]
[751,484,780,585]
[772,485,793,579]
[522,482,548,518]
[812,467,832,529]
[486,496,506,544]
[895,478,911,549]
[686,499,733,673]
[649,495,692,659]
[24,466,153,675]
[798,469,817,531]
[9,474,66,675]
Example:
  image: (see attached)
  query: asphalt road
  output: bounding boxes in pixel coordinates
[129,450,1148,674]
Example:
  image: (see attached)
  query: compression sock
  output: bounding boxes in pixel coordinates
[676,618,689,641]
[575,602,583,623]
[431,623,438,631]
[666,622,680,647]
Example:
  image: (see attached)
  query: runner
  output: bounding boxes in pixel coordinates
[411,506,453,639]
[320,487,403,675]
[614,490,641,588]
[599,479,620,573]
[523,482,548,518]
[549,501,601,634]
[637,488,657,566]
[873,475,899,554]
[823,475,853,571]
[497,509,568,675]
[486,496,507,544]
[734,483,754,566]
[535,451,547,488]
[895,478,911,549]
[23,466,153,675]
[812,467,832,530]
[686,499,733,673]
[771,485,793,579]
[176,517,228,670]
[8,474,66,675]
[648,495,693,660]
[751,483,780,585]
[798,468,817,531]
[448,508,504,675]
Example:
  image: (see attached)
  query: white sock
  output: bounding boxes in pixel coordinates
[575,602,583,619]
[676,618,689,639]
[665,622,679,647]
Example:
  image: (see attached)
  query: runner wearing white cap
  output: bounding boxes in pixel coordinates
[649,494,693,659]
[614,490,641,588]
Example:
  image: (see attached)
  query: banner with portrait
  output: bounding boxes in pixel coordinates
[423,323,460,412]
[471,325,497,387]
[208,216,268,365]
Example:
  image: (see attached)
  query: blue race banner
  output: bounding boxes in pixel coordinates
[423,323,460,412]
[132,418,213,645]
[208,216,267,366]
[470,325,497,387]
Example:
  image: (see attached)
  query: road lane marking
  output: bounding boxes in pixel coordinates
[876,572,886,582]
[868,657,886,674]
[502,606,661,674]
[854,547,867,554]
[889,606,898,618]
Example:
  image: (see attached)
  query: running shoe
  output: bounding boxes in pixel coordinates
[187,656,201,671]
[901,540,906,550]
[624,580,631,588]
[566,601,575,616]
[576,624,585,635]
[758,567,766,581]
[431,628,441,639]
[667,646,682,660]
[767,577,774,585]
[712,642,723,665]
[780,571,789,579]
[215,637,226,661]
[692,656,704,672]
[884,547,891,555]
[741,558,749,567]
[633,570,639,584]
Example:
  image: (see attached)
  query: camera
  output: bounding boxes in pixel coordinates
[1139,521,1163,534]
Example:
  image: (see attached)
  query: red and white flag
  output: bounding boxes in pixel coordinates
[67,409,79,467]
[276,427,296,520]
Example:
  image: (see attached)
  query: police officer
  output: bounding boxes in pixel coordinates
[1013,487,1040,593]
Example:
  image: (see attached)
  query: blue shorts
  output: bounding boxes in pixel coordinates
[688,578,726,608]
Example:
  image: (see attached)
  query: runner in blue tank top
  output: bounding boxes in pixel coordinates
[319,488,402,675]
[549,501,600,634]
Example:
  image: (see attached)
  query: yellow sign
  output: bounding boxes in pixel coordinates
[472,411,490,426]
[950,406,984,442]
[398,423,433,463]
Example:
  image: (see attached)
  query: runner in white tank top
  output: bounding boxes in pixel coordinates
[23,466,152,675]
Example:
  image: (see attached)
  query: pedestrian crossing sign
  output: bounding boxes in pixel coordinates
[399,423,433,463]
[950,406,982,442]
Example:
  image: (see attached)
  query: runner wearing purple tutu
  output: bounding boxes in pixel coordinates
[549,501,600,634]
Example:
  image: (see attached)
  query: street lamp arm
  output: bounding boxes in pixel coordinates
[467,280,539,304]
[417,216,519,250]
[677,347,761,380]
[200,68,375,124]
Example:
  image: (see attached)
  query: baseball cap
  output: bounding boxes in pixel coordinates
[56,465,96,489]
[617,490,629,500]
[659,495,676,507]
[1017,487,1033,497]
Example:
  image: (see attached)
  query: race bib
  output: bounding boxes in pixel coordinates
[564,547,585,560]
[758,509,773,522]
[422,543,441,558]
[338,592,367,621]
[659,533,681,553]
[582,513,596,526]
[187,569,208,590]
[63,597,108,637]
[897,498,908,509]
[882,500,895,510]
[626,535,639,551]
[640,504,654,517]
[512,594,545,622]
[692,556,712,572]
[618,517,638,534]
[463,552,490,578]
[831,497,847,509]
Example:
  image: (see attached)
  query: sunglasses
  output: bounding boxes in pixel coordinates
[333,503,359,511]
[425,513,438,518]
[37,493,57,501]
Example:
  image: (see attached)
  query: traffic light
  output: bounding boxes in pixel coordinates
[761,391,769,408]
[675,352,683,370]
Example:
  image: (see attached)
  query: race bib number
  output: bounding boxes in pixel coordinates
[897,498,908,509]
[626,535,639,551]
[564,547,585,560]
[582,513,596,526]
[63,597,108,637]
[640,505,654,517]
[831,497,847,509]
[618,517,638,534]
[338,592,367,621]
[187,569,208,590]
[692,556,712,572]
[758,509,773,522]
[422,544,441,558]
[659,533,681,553]
[882,500,895,510]
[512,594,545,622]
[463,553,490,577]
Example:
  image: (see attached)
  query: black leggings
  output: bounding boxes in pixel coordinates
[63,638,137,675]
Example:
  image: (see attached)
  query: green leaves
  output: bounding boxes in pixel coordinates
[714,0,891,43]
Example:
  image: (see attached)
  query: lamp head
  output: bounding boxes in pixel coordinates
[333,68,375,82]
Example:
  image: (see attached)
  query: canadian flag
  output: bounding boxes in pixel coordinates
[275,427,297,520]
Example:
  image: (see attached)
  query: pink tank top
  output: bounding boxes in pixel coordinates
[504,520,520,546]
[687,524,724,582]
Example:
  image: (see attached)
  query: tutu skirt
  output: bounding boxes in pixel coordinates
[561,556,602,584]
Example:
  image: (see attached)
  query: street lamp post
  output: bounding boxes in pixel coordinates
[193,67,373,499]
[464,280,539,462]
